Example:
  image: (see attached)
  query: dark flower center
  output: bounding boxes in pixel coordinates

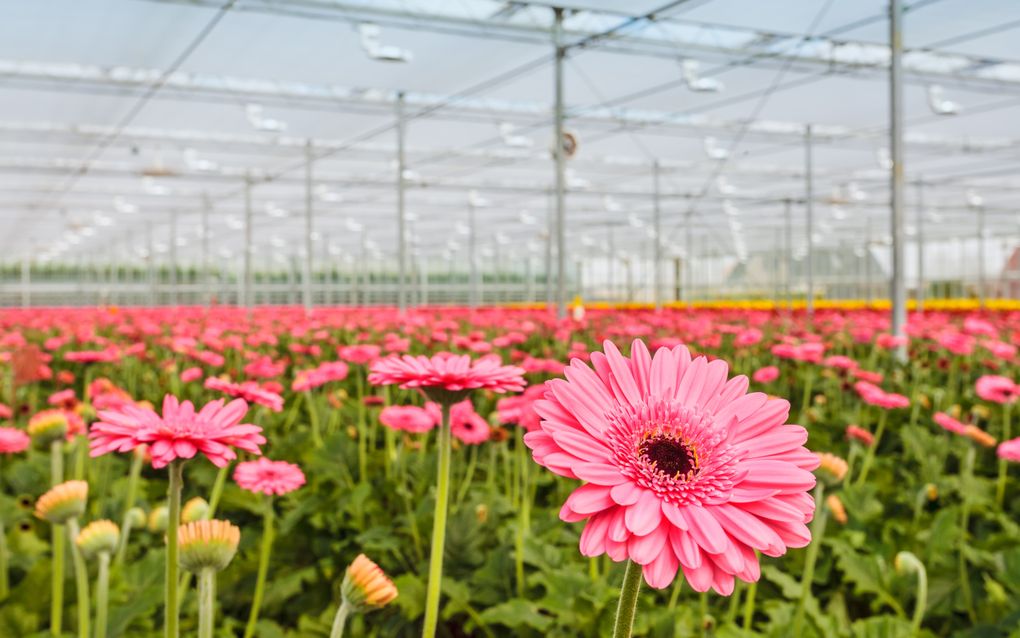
[639,435,697,478]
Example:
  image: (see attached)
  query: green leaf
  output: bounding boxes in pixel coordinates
[478,599,553,632]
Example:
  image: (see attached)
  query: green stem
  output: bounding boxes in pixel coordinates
[198,568,217,638]
[792,483,827,636]
[799,369,815,423]
[51,439,64,485]
[422,402,453,638]
[455,445,479,508]
[356,373,368,484]
[306,391,323,447]
[243,495,275,638]
[898,553,928,636]
[329,599,352,638]
[122,452,144,517]
[742,577,757,630]
[67,519,91,638]
[0,520,7,601]
[96,551,111,638]
[205,464,230,518]
[958,446,976,623]
[996,403,1011,507]
[51,524,65,636]
[165,460,184,638]
[72,435,88,481]
[612,560,643,638]
[855,410,887,486]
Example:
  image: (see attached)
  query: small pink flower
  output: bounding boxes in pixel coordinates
[90,395,265,468]
[379,405,436,433]
[180,367,203,383]
[0,427,30,454]
[205,377,284,412]
[450,401,490,445]
[998,437,1020,463]
[368,352,525,399]
[822,356,857,371]
[933,412,967,435]
[975,375,1019,405]
[234,457,305,495]
[338,345,382,366]
[751,366,779,384]
[846,425,874,446]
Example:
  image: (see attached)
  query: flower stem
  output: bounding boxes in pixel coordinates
[855,409,887,486]
[243,495,275,638]
[206,464,230,518]
[329,599,352,638]
[742,577,757,630]
[165,460,184,638]
[792,483,827,635]
[897,552,928,636]
[306,391,323,447]
[198,568,217,638]
[51,524,65,636]
[996,403,1011,507]
[422,402,453,638]
[612,560,643,638]
[51,439,64,485]
[67,519,91,638]
[0,520,8,601]
[958,445,976,623]
[96,551,111,638]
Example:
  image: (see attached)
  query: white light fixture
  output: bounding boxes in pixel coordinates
[265,202,290,218]
[468,190,489,208]
[113,197,137,214]
[344,218,363,233]
[142,177,171,196]
[519,210,536,225]
[245,104,287,132]
[966,190,983,208]
[927,85,960,116]
[358,23,413,63]
[566,169,590,190]
[681,60,723,92]
[876,147,893,170]
[499,122,533,148]
[315,184,342,202]
[715,176,736,195]
[603,196,622,213]
[184,148,218,172]
[703,137,728,160]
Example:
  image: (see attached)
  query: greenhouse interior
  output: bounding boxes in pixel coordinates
[0,1,1018,637]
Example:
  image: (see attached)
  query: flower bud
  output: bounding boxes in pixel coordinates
[963,425,996,448]
[148,504,169,533]
[35,480,88,524]
[177,520,240,573]
[27,410,68,446]
[815,452,849,484]
[182,497,210,523]
[475,503,489,524]
[76,519,120,557]
[341,554,398,611]
[825,494,847,525]
[126,507,147,529]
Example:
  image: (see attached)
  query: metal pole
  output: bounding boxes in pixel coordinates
[169,209,178,307]
[244,174,254,309]
[553,7,567,319]
[146,223,156,305]
[545,192,553,308]
[303,141,314,313]
[20,253,29,309]
[607,225,615,302]
[805,125,815,319]
[915,180,925,312]
[396,92,408,313]
[889,0,907,362]
[201,194,211,306]
[684,213,693,305]
[865,217,873,305]
[652,159,662,310]
[977,204,986,307]
[784,199,792,310]
[468,201,479,307]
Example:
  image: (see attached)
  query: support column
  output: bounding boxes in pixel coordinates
[396,92,408,313]
[977,203,986,307]
[169,209,179,307]
[804,125,815,319]
[889,0,908,361]
[244,174,254,310]
[915,180,925,312]
[684,213,693,305]
[653,159,662,310]
[865,217,873,305]
[468,201,479,307]
[201,194,211,307]
[545,192,554,308]
[784,199,793,310]
[303,141,314,313]
[20,253,30,309]
[553,6,567,319]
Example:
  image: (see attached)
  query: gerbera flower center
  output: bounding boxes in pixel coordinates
[638,435,698,479]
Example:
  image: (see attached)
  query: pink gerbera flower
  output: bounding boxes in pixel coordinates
[368,352,525,402]
[0,427,30,454]
[933,412,968,435]
[975,375,1019,405]
[234,457,306,495]
[379,405,437,434]
[204,377,284,412]
[751,366,779,384]
[998,437,1020,462]
[450,400,491,445]
[89,395,265,468]
[525,340,818,592]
